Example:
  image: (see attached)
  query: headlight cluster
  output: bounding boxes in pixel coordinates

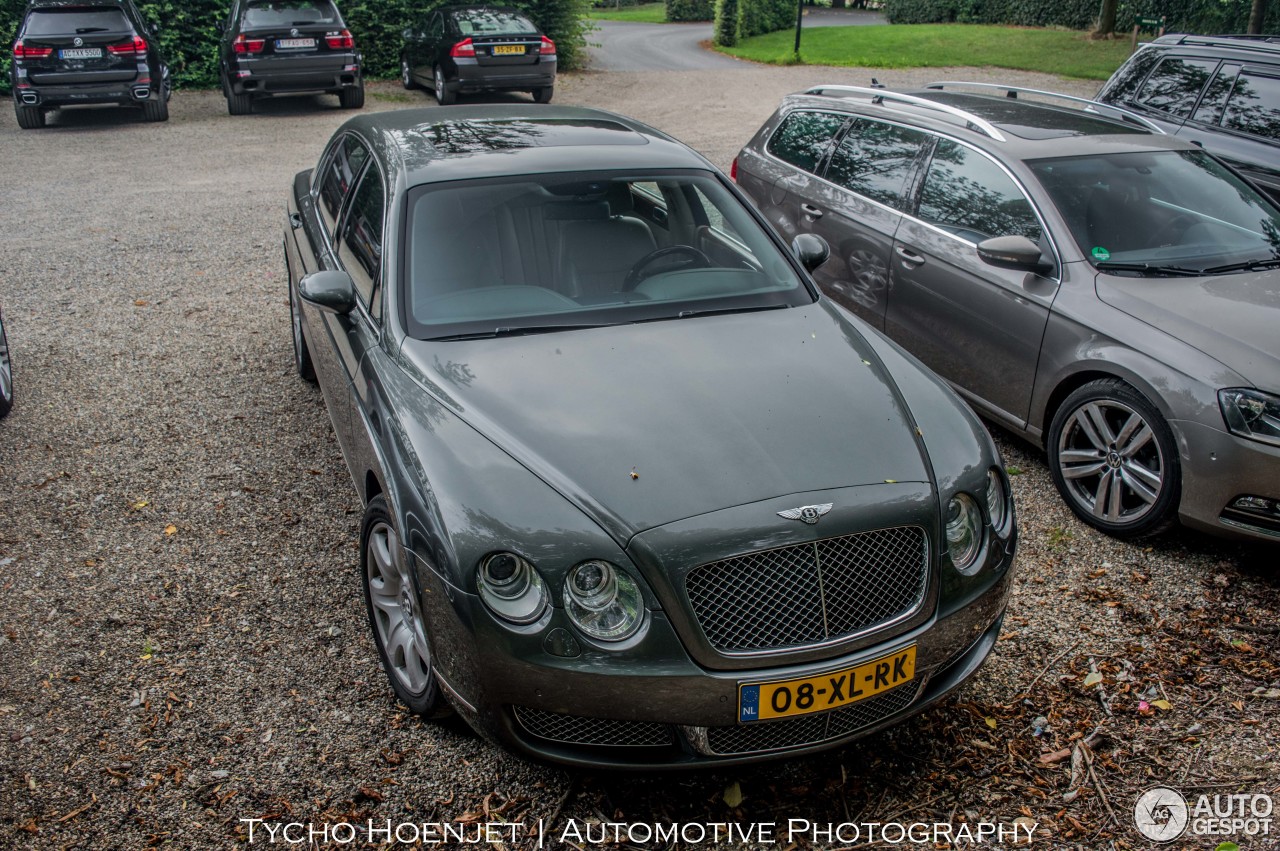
[946,467,1011,572]
[477,554,645,642]
[1219,389,1280,448]
[986,468,1010,535]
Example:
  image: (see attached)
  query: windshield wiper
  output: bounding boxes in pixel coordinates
[75,27,109,33]
[670,303,789,320]
[1201,257,1280,275]
[1095,261,1203,278]
[432,323,612,341]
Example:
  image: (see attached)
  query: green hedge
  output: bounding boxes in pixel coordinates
[713,0,792,45]
[2,0,591,93]
[667,0,714,22]
[882,0,1280,33]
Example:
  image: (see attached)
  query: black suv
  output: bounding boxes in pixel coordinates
[9,0,170,129]
[219,0,363,115]
[1096,34,1280,201]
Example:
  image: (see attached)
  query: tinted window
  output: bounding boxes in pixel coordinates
[919,140,1042,244]
[244,0,340,27]
[317,136,370,237]
[427,12,443,37]
[23,8,130,35]
[824,119,928,210]
[1136,57,1218,119]
[1191,63,1242,125]
[766,111,848,174]
[452,10,537,35]
[1222,71,1280,140]
[339,170,385,310]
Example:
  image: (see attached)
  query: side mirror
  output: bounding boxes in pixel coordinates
[299,271,357,315]
[977,235,1050,273]
[791,233,830,272]
[402,27,414,40]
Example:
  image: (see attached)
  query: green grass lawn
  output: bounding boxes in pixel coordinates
[719,24,1134,80]
[588,2,669,22]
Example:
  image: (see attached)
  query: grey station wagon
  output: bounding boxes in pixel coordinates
[284,106,1017,767]
[736,84,1280,544]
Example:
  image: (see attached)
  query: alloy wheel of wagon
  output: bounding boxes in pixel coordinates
[1048,379,1180,539]
[0,313,12,419]
[360,496,448,717]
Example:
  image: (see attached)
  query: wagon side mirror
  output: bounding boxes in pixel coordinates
[977,235,1051,273]
[299,271,357,315]
[791,233,830,272]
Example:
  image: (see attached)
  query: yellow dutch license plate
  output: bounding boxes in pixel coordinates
[493,45,524,55]
[738,646,916,722]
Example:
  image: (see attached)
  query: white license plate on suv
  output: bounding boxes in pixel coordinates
[60,48,103,59]
[276,38,315,49]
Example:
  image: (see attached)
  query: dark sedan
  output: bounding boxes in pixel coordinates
[219,0,363,115]
[400,6,555,104]
[284,106,1016,767]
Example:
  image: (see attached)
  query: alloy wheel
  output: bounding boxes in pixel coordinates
[1056,398,1165,526]
[0,318,11,405]
[364,521,432,695]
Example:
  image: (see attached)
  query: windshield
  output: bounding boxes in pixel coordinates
[244,1,341,27]
[1029,150,1280,274]
[453,10,538,35]
[24,8,130,35]
[403,171,813,340]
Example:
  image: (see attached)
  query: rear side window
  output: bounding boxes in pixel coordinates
[1191,63,1243,125]
[244,1,341,28]
[918,140,1042,244]
[339,170,385,313]
[766,111,848,174]
[453,10,538,35]
[1136,57,1219,119]
[23,8,130,36]
[824,118,929,210]
[317,136,370,237]
[1222,71,1280,140]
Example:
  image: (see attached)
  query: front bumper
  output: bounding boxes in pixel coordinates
[452,57,555,93]
[416,544,1015,768]
[1173,419,1280,542]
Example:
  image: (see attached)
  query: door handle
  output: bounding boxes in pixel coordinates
[895,246,925,266]
[800,203,824,219]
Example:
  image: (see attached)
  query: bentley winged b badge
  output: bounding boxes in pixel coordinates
[777,503,833,525]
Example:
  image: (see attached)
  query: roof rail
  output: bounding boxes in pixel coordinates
[1171,33,1280,47]
[923,81,1167,134]
[803,84,1007,142]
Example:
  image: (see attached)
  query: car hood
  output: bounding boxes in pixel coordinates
[1096,269,1280,388]
[399,302,933,543]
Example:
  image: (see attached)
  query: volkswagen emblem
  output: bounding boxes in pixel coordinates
[73,37,83,47]
[777,503,833,525]
[290,27,299,37]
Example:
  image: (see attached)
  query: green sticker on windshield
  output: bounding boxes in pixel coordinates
[1092,246,1111,262]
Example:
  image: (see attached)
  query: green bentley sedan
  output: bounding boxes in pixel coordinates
[283,106,1018,767]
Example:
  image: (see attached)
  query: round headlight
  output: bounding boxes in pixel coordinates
[564,561,643,641]
[478,552,548,625]
[945,494,983,571]
[986,468,1009,534]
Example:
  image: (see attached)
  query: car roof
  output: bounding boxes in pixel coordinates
[340,106,715,186]
[1143,32,1280,57]
[783,86,1201,160]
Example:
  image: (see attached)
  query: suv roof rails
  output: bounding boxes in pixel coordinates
[803,84,1007,142]
[924,81,1166,134]
[1163,33,1280,48]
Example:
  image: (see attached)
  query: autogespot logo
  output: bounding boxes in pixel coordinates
[1135,787,1190,842]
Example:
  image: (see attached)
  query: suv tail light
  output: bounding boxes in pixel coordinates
[730,156,738,182]
[325,29,354,49]
[233,33,266,54]
[450,38,475,58]
[107,35,147,56]
[13,40,54,59]
[539,36,555,55]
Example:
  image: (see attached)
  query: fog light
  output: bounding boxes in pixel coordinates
[1231,495,1279,515]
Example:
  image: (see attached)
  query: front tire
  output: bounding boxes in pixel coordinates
[14,104,45,129]
[1047,378,1180,539]
[361,496,450,718]
[401,58,415,89]
[339,83,364,109]
[434,66,455,105]
[532,86,553,104]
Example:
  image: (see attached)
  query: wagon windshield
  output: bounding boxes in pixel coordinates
[1029,150,1280,274]
[402,170,813,340]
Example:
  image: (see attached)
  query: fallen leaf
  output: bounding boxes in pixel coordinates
[164,525,177,536]
[1084,672,1103,687]
[985,717,997,729]
[132,500,149,510]
[134,300,148,307]
[723,781,743,808]
[1152,699,1172,710]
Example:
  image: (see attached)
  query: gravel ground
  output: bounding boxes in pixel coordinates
[1,63,1278,851]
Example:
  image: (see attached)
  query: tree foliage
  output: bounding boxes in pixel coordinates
[712,0,791,45]
[1,0,591,93]
[666,0,714,22]
[881,0,1280,33]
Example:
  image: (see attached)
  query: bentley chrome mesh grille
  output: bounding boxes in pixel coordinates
[703,683,920,756]
[685,526,928,652]
[513,706,673,747]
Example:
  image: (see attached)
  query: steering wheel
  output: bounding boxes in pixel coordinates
[1148,214,1195,249]
[622,246,711,291]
